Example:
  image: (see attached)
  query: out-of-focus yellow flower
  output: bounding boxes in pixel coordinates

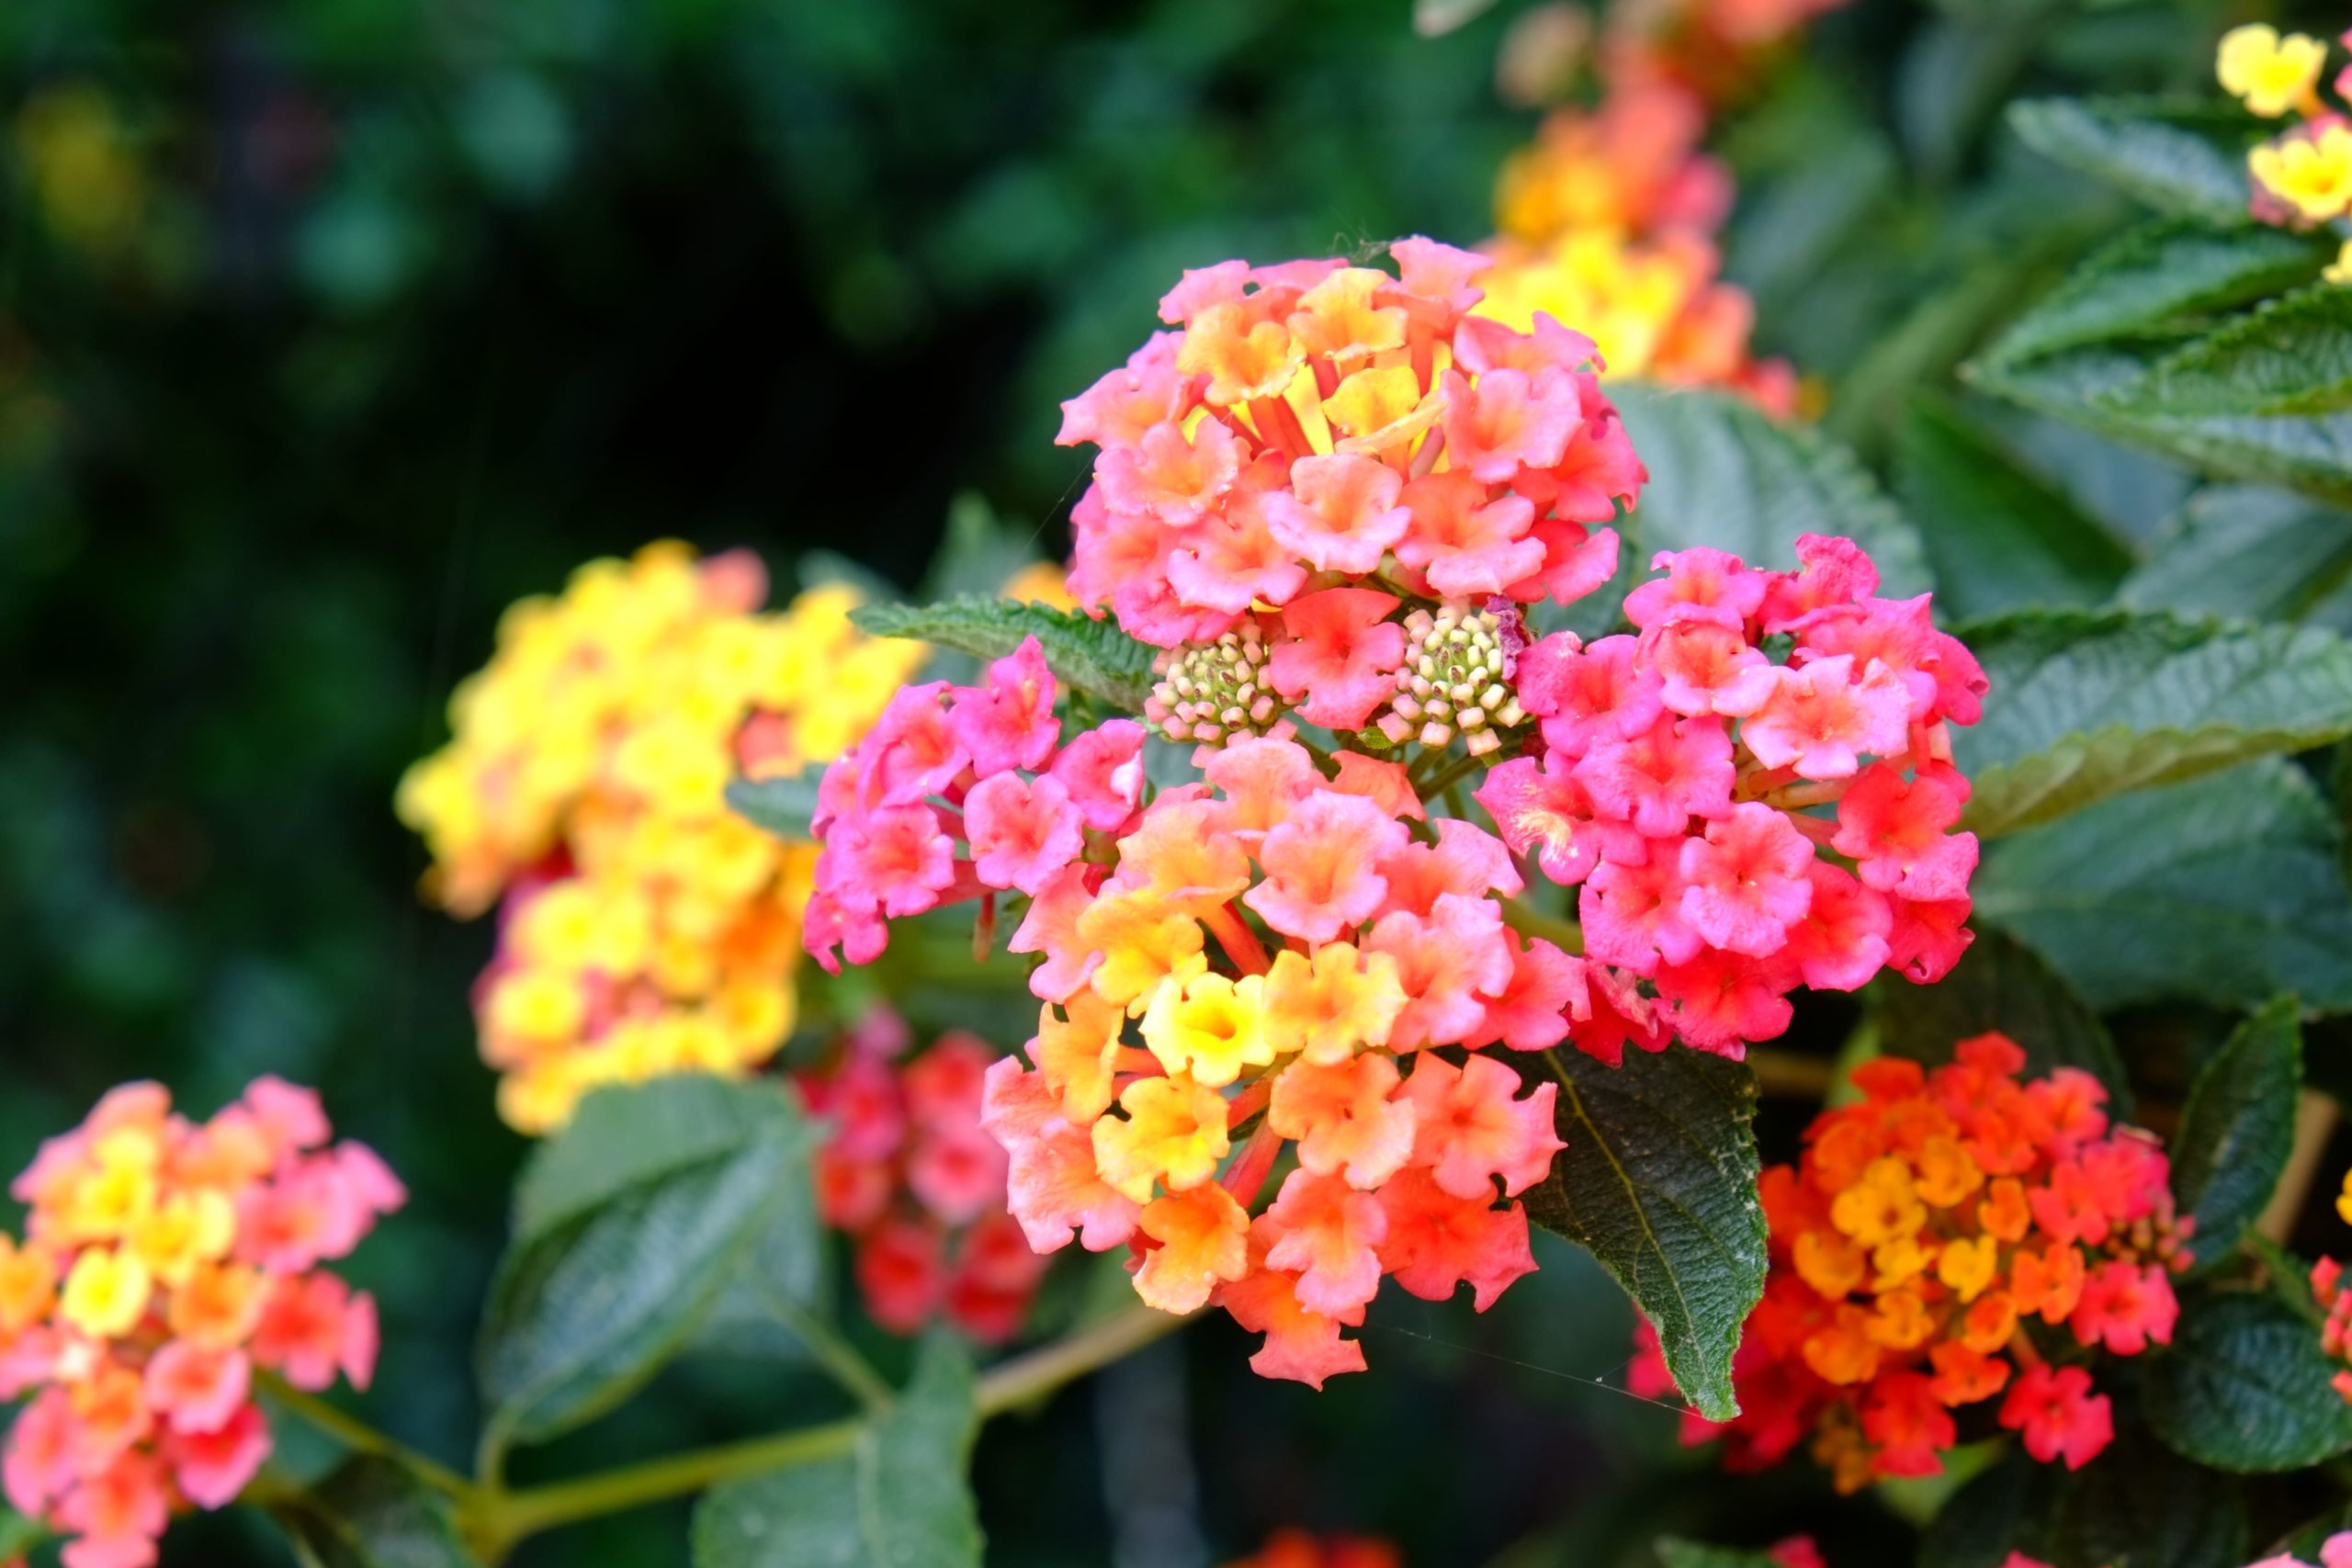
[2251,123,2352,223]
[400,542,924,1133]
[16,85,145,259]
[2218,24,2328,118]
[1003,558,1079,611]
[2328,240,2352,287]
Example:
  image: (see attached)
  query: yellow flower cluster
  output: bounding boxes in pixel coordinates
[2217,23,2352,249]
[398,542,923,1132]
[1476,82,1796,413]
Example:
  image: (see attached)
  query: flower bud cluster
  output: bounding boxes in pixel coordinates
[0,1080,402,1568]
[797,1012,1050,1344]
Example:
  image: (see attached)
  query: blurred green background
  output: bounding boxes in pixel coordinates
[0,0,2265,1561]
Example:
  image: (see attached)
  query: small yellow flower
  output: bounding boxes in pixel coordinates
[2325,239,2352,287]
[58,1247,153,1339]
[2251,124,2352,222]
[1141,971,1273,1088]
[2218,23,2328,118]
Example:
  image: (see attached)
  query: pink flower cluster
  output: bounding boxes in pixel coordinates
[797,1011,1050,1344]
[1475,536,1987,1057]
[1057,239,1641,666]
[804,638,1147,971]
[0,1079,403,1568]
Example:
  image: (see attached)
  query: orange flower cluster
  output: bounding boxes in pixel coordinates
[1479,78,1796,415]
[798,1011,1050,1344]
[1647,1035,2188,1490]
[1,1080,402,1568]
[396,542,923,1132]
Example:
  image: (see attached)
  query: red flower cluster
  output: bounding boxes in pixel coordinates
[1476,536,1986,1058]
[797,1012,1049,1344]
[2310,1255,2352,1406]
[1057,240,1640,663]
[0,1080,403,1568]
[804,638,1148,971]
[982,735,1570,1387]
[1645,1035,2188,1489]
[1222,1529,1401,1568]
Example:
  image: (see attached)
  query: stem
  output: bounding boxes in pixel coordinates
[475,1304,1194,1555]
[767,1294,895,1412]
[1419,750,1488,804]
[2260,1089,2341,1244]
[256,1372,478,1503]
[481,1417,865,1552]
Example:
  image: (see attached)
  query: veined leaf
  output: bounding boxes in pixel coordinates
[270,1458,479,1568]
[2170,997,2302,1272]
[2120,485,2352,629]
[692,1333,982,1568]
[1519,1046,1765,1423]
[2106,284,2352,419]
[1871,926,2128,1111]
[1974,760,2352,1011]
[1896,398,2132,621]
[1986,219,2326,367]
[1951,607,2352,837]
[481,1078,812,1447]
[851,595,1155,713]
[2007,96,2257,221]
[1612,386,1931,596]
[2145,1289,2352,1472]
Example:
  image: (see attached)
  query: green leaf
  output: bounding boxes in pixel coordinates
[1895,398,2132,621]
[1972,342,2352,508]
[2144,1289,2352,1472]
[1871,925,2128,1111]
[2108,285,2352,419]
[482,1077,812,1447]
[1974,760,2352,1011]
[2120,485,2352,629]
[1950,608,2352,837]
[850,595,1155,714]
[724,767,824,842]
[2007,96,2256,221]
[2268,1501,2352,1564]
[692,1333,983,1568]
[1611,385,1931,596]
[2041,1428,2247,1568]
[1519,1046,1765,1423]
[919,491,1043,604]
[512,1076,807,1245]
[0,1507,42,1560]
[270,1457,480,1568]
[1919,1431,2247,1568]
[2170,997,2302,1271]
[1986,219,2327,367]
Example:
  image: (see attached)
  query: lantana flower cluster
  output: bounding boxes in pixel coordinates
[2217,23,2352,281]
[797,1010,1050,1344]
[1474,536,1985,1056]
[982,731,1583,1386]
[1645,1036,2188,1490]
[1480,78,1797,414]
[0,1079,403,1568]
[2302,1166,2352,1405]
[1056,238,1640,673]
[397,543,924,1133]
